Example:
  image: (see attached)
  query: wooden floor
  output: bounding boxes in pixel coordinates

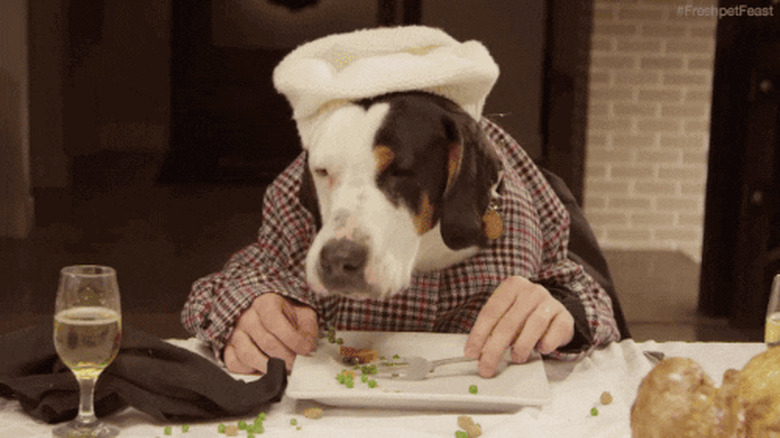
[0,181,762,344]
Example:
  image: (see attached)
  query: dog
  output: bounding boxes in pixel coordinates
[298,91,502,299]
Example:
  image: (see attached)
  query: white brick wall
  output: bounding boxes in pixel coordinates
[584,0,717,261]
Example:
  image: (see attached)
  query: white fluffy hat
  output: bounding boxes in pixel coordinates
[273,26,500,147]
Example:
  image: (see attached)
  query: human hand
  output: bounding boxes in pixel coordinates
[224,293,318,374]
[464,276,574,378]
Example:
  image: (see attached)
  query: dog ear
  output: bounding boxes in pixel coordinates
[299,154,322,229]
[439,115,501,250]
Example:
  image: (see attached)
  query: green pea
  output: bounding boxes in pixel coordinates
[469,384,478,394]
[590,407,599,416]
[455,431,468,438]
[238,419,247,430]
[182,424,190,432]
[368,379,377,388]
[163,425,172,435]
[218,423,226,433]
[290,418,298,426]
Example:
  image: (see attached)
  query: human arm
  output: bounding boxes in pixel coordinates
[223,293,317,374]
[180,154,321,372]
[465,120,621,377]
[464,226,620,377]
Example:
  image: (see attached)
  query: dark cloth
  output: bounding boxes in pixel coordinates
[539,167,632,340]
[0,323,287,424]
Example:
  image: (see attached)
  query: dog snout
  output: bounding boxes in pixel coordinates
[318,238,369,291]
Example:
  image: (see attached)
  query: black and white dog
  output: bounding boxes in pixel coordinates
[299,91,502,299]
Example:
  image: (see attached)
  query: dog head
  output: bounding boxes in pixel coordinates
[299,92,501,299]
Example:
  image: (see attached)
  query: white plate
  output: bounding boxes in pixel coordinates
[286,331,552,412]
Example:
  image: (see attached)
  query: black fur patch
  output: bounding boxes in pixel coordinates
[299,156,322,230]
[360,92,501,250]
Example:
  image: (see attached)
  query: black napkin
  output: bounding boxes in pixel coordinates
[0,322,287,424]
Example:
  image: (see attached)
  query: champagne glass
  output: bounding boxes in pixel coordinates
[765,274,780,346]
[52,265,122,438]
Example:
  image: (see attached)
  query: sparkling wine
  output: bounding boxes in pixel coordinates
[54,306,121,379]
[765,311,780,346]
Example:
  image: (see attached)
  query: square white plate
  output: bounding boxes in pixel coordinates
[286,331,552,412]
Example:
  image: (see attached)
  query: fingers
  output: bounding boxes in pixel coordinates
[224,345,256,374]
[465,277,575,378]
[238,309,298,372]
[510,302,566,363]
[225,294,319,375]
[535,310,574,354]
[283,299,320,351]
[255,294,318,355]
[476,291,535,376]
[464,277,522,359]
[224,329,269,374]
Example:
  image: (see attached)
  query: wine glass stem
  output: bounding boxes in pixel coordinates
[76,376,99,427]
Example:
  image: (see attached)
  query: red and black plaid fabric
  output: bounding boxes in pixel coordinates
[181,119,621,360]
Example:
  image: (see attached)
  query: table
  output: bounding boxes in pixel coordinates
[0,339,767,438]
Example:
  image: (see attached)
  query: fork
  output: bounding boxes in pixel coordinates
[373,355,477,380]
[643,350,665,365]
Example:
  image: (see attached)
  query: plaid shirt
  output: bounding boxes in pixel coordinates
[181,119,620,360]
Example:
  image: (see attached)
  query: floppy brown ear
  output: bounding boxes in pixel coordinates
[439,115,501,250]
[299,154,322,230]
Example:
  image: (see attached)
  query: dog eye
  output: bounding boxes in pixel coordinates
[313,168,329,178]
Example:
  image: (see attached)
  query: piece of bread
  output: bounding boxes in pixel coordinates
[631,347,780,437]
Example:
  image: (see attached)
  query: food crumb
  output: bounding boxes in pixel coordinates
[304,407,324,419]
[340,346,379,364]
[457,415,482,437]
[224,424,239,436]
[600,391,613,405]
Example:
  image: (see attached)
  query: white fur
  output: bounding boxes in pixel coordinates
[414,224,480,273]
[305,102,477,299]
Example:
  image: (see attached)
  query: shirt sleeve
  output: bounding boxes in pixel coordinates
[482,119,621,360]
[180,154,318,356]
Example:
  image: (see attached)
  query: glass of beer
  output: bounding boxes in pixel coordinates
[765,274,780,347]
[52,265,122,437]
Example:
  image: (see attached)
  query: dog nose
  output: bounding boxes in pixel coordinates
[318,238,368,290]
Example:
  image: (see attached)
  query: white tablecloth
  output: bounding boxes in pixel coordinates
[0,339,766,438]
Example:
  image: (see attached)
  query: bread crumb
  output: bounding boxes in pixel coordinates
[304,407,324,419]
[224,424,239,436]
[457,415,482,437]
[600,391,613,405]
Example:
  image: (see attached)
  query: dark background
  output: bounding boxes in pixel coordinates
[1,0,777,340]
